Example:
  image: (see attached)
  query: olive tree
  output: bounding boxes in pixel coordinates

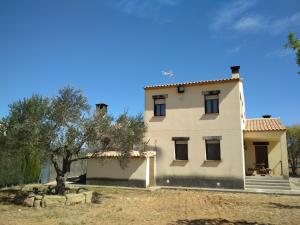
[285,32,300,74]
[45,87,146,195]
[1,87,146,194]
[287,125,300,176]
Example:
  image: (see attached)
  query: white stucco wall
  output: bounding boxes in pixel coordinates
[144,80,245,187]
[86,158,147,181]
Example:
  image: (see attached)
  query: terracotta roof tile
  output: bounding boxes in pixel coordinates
[244,118,286,132]
[87,150,156,158]
[144,78,241,90]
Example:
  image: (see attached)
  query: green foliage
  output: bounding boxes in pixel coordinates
[112,113,147,168]
[286,125,300,175]
[0,95,48,187]
[285,32,300,74]
[45,87,147,194]
[0,86,146,192]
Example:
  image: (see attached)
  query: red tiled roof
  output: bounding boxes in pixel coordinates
[87,150,156,158]
[144,78,241,90]
[244,118,286,132]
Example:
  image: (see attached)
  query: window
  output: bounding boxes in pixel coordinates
[172,137,189,160]
[205,95,219,113]
[154,98,166,116]
[175,140,188,160]
[206,140,221,160]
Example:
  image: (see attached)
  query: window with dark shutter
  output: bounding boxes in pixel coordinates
[205,94,219,114]
[175,140,188,160]
[205,140,221,160]
[154,98,166,116]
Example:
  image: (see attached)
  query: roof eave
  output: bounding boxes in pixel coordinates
[243,129,286,132]
[144,78,241,90]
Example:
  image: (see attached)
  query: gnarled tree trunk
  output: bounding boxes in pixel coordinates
[52,156,71,195]
[55,173,65,195]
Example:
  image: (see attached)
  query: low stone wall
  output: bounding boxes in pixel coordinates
[23,191,94,208]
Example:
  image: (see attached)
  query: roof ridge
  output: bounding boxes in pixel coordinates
[144,77,241,89]
[246,117,281,120]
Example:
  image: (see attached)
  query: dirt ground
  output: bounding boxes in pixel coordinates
[0,187,300,225]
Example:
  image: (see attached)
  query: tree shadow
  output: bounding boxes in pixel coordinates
[169,218,274,225]
[268,202,300,209]
[91,192,103,204]
[0,189,28,205]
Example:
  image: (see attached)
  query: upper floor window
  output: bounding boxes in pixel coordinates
[172,137,189,160]
[153,95,167,116]
[203,90,220,114]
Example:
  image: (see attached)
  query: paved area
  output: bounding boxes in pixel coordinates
[55,176,300,196]
[71,183,300,196]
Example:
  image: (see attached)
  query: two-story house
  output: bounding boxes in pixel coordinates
[86,66,289,190]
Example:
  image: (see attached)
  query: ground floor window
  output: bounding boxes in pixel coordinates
[205,140,221,160]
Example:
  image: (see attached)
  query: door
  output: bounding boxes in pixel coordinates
[255,145,269,168]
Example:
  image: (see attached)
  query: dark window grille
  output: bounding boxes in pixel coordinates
[205,94,219,113]
[154,98,166,116]
[175,140,188,160]
[206,140,221,160]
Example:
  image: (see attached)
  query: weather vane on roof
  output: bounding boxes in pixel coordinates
[162,70,174,78]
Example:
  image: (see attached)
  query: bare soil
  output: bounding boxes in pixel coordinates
[0,186,300,225]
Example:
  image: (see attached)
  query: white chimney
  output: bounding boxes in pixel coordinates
[231,66,240,79]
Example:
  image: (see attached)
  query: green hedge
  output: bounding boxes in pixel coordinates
[0,149,41,187]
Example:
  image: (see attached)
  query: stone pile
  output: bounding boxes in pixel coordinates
[23,191,94,208]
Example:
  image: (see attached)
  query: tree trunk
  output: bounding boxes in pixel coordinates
[291,158,297,176]
[55,173,65,195]
[55,158,71,195]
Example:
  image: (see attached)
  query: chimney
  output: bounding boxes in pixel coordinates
[230,66,240,79]
[96,103,108,112]
[262,115,272,118]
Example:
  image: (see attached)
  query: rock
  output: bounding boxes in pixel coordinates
[32,187,39,194]
[82,191,94,203]
[35,195,43,200]
[77,187,88,193]
[42,195,66,207]
[28,192,35,198]
[34,200,41,208]
[23,197,35,207]
[65,193,85,205]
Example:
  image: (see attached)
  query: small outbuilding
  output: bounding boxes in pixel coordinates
[86,151,156,188]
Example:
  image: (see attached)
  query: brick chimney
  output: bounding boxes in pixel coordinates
[231,66,240,79]
[262,115,272,118]
[96,103,108,113]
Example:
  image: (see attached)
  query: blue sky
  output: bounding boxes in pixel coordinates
[0,0,300,125]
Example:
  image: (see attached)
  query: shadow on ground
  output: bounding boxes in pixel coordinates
[169,218,274,225]
[0,189,28,205]
[268,202,300,209]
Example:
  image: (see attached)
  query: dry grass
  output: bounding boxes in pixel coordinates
[1,186,300,225]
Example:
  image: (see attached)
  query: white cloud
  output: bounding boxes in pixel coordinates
[234,16,265,31]
[212,0,300,35]
[227,45,243,54]
[102,0,182,24]
[266,49,294,58]
[270,12,300,35]
[211,0,257,30]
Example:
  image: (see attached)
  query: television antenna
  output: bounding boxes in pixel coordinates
[162,70,174,78]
